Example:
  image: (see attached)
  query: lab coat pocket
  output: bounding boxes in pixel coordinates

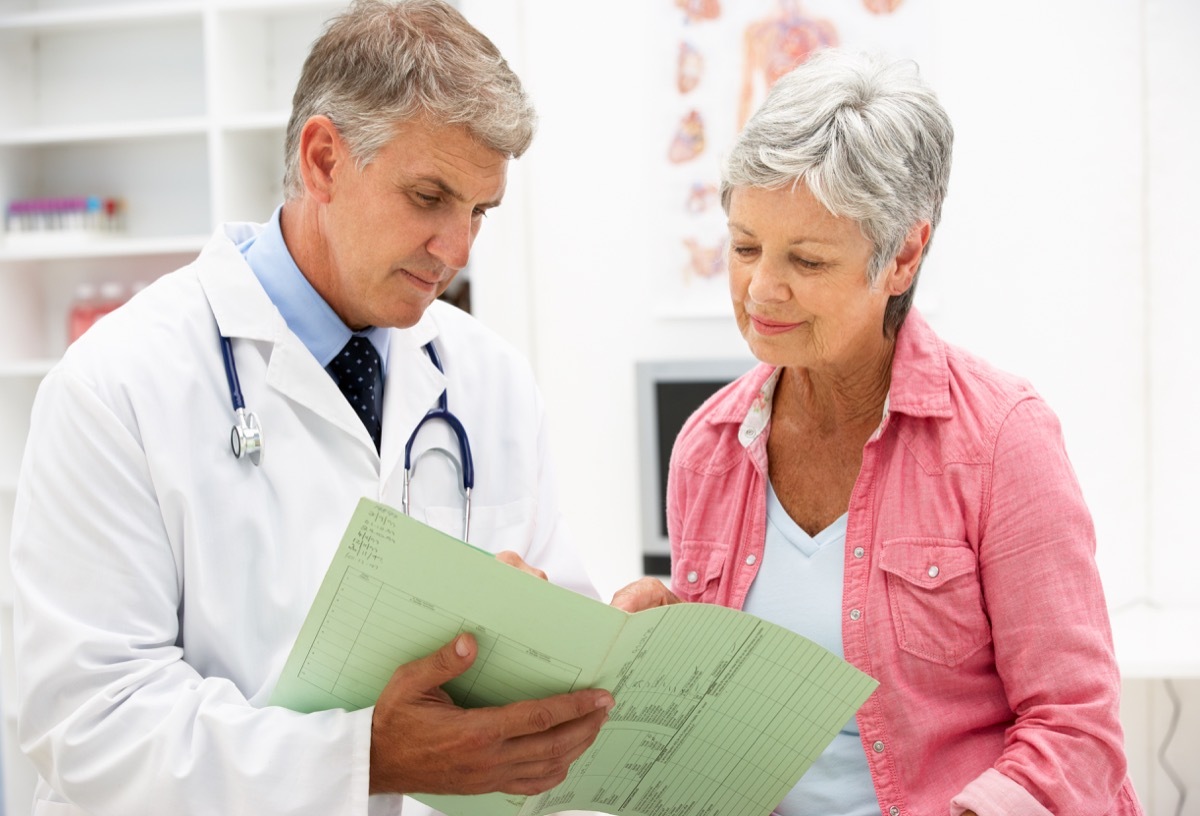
[672,541,726,602]
[879,537,991,667]
[424,498,533,554]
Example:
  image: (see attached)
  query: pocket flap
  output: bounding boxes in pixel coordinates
[879,537,976,589]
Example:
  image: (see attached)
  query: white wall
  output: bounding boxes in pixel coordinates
[465,0,1199,811]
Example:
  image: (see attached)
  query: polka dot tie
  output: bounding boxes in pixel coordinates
[328,335,383,452]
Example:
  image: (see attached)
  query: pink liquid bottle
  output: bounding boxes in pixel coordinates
[67,282,99,344]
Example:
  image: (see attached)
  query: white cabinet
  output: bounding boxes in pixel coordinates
[0,2,347,813]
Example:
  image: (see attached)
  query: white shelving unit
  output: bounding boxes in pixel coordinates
[0,1,347,812]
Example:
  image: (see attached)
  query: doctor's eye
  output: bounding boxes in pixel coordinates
[412,191,441,207]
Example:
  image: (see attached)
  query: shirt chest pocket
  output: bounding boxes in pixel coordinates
[878,537,991,667]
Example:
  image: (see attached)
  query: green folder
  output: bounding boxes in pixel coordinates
[271,498,878,816]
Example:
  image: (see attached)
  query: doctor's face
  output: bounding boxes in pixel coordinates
[316,118,508,330]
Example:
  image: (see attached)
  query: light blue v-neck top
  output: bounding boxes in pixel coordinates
[741,483,876,816]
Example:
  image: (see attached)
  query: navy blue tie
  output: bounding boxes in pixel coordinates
[328,336,383,451]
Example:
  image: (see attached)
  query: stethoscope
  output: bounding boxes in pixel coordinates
[221,334,475,540]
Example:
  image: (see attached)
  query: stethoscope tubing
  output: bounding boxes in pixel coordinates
[221,332,473,538]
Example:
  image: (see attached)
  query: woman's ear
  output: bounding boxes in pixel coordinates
[886,221,932,296]
[296,116,344,205]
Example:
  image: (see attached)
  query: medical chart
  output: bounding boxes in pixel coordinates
[270,498,878,816]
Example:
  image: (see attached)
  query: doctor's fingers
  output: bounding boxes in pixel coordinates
[495,550,548,581]
[481,687,614,741]
[482,706,612,795]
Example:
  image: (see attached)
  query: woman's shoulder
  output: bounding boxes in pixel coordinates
[894,312,1053,459]
[673,363,775,467]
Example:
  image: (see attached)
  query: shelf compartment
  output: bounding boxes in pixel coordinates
[0,233,209,262]
[1,135,212,241]
[0,2,202,33]
[0,117,208,147]
[0,15,205,133]
[213,126,285,225]
[210,3,343,120]
[0,251,198,360]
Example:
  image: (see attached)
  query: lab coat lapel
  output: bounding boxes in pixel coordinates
[194,228,379,451]
[379,315,446,486]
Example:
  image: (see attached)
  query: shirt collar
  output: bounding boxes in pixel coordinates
[731,308,951,446]
[238,205,390,369]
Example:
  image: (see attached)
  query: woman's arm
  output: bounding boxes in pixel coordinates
[956,397,1128,813]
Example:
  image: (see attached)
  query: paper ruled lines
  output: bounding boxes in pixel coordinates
[296,566,583,709]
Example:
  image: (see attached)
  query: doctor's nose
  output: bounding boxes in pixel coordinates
[427,215,475,272]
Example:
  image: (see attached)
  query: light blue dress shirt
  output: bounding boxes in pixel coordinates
[236,205,390,370]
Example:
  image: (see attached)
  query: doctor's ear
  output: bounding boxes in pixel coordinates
[297,116,346,204]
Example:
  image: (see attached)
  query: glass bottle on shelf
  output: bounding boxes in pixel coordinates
[67,282,100,345]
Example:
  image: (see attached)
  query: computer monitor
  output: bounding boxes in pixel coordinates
[635,358,757,576]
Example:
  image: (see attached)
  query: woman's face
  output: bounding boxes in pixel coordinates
[727,183,905,373]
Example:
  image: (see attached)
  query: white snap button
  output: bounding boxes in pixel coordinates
[889,807,899,816]
[849,609,862,621]
[686,570,698,583]
[745,554,756,565]
[873,740,885,753]
[927,565,939,578]
[853,547,865,558]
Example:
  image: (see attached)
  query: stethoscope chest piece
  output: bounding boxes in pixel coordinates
[230,407,263,466]
[221,334,264,467]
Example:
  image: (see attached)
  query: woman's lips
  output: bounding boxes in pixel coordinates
[749,315,803,336]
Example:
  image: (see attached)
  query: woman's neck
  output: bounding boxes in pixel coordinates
[774,337,895,434]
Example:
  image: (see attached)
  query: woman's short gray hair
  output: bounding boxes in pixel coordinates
[282,0,536,200]
[722,49,953,337]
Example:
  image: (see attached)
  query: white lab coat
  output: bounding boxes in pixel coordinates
[10,222,595,816]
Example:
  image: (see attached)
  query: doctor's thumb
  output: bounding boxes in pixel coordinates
[408,633,478,690]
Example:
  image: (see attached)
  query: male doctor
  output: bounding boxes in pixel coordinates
[10,1,613,814]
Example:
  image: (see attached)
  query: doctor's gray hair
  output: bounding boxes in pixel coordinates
[721,49,953,337]
[282,0,536,200]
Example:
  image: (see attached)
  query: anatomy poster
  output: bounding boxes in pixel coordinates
[655,0,934,317]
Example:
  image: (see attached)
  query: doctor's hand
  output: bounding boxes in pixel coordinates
[369,633,614,797]
[495,550,547,581]
[610,577,682,614]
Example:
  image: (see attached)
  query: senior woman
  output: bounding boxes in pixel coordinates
[614,49,1141,816]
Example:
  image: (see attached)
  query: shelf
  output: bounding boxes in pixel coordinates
[0,234,208,262]
[0,2,202,32]
[220,111,289,133]
[0,117,209,147]
[0,359,53,379]
[211,0,342,10]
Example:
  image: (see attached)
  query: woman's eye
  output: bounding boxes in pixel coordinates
[731,245,758,258]
[792,256,823,270]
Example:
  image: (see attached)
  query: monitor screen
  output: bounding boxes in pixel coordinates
[636,359,757,576]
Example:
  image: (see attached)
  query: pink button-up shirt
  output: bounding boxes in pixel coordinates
[667,311,1142,816]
